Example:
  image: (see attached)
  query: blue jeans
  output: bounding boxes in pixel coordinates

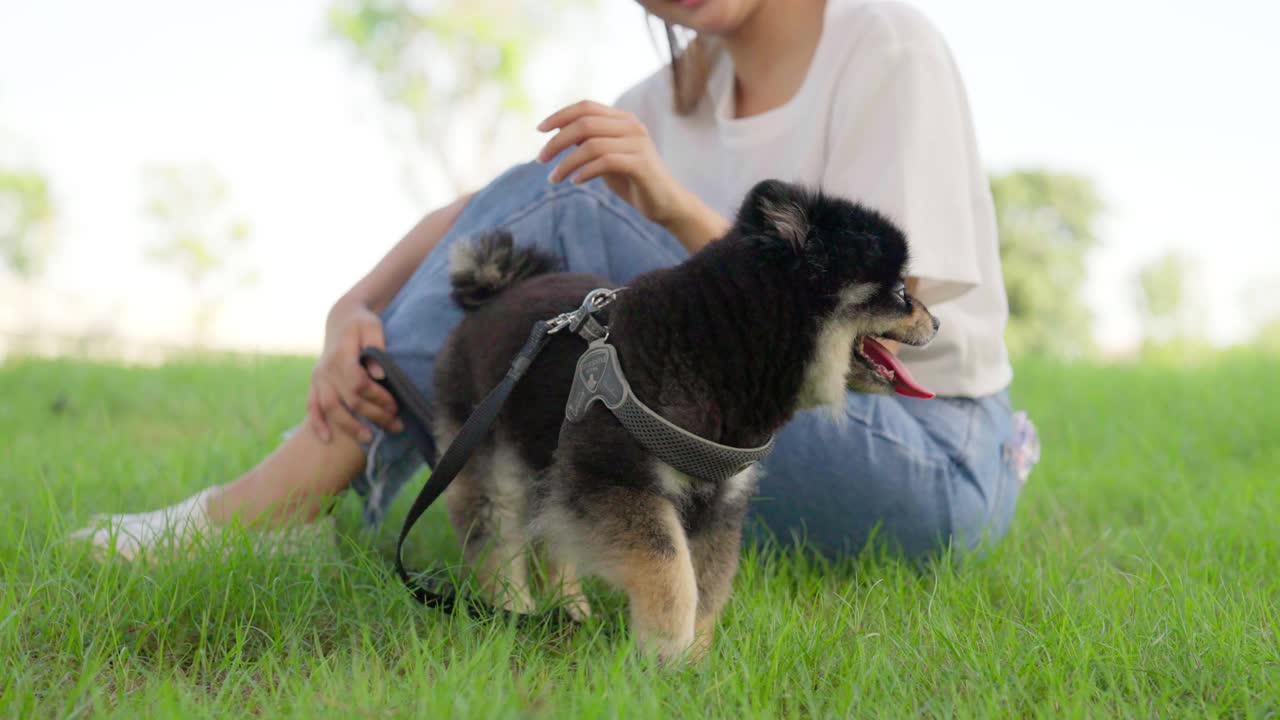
[353,158,1024,560]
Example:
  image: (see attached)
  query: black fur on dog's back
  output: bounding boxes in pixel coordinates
[447,229,559,311]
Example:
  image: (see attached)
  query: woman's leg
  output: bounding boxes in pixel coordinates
[747,388,1027,560]
[72,157,689,556]
[204,430,366,526]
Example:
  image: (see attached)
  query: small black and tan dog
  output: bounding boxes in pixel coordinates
[432,179,938,662]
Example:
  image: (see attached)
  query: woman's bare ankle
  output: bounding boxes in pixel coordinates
[204,425,367,529]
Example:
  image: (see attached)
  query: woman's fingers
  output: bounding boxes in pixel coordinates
[349,394,400,433]
[339,318,401,429]
[538,115,638,164]
[345,361,401,431]
[570,152,641,186]
[330,356,399,434]
[344,360,398,416]
[316,363,401,441]
[550,137,639,183]
[537,99,623,133]
[320,381,370,444]
[358,384,401,430]
[306,387,332,443]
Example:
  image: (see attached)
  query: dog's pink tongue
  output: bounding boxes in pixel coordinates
[862,337,934,399]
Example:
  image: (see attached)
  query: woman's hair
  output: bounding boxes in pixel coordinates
[660,22,721,115]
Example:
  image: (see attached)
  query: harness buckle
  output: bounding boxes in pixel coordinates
[546,287,623,337]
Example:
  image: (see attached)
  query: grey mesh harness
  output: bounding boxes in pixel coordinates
[558,289,776,482]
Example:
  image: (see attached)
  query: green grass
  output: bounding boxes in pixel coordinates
[2,352,1278,718]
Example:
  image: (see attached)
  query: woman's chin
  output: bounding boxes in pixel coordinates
[637,0,749,35]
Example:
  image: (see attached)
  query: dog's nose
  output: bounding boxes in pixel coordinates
[931,316,941,332]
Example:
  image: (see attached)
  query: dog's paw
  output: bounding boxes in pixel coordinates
[564,594,592,623]
[636,626,698,666]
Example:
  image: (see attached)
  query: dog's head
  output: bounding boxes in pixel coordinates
[734,180,940,400]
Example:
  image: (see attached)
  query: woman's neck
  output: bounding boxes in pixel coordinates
[721,0,826,118]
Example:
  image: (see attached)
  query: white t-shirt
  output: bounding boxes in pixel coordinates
[613,0,1012,398]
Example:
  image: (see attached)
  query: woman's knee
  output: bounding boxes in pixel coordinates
[462,151,611,227]
[748,395,1025,561]
[452,158,561,231]
[945,457,1021,555]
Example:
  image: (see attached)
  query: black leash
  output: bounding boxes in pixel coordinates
[359,320,553,616]
[358,288,621,621]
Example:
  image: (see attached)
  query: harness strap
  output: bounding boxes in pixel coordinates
[360,319,553,615]
[563,339,775,482]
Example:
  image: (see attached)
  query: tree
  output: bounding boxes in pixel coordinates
[991,170,1103,359]
[141,164,256,347]
[327,0,594,198]
[1135,251,1195,345]
[1245,277,1280,353]
[0,168,53,278]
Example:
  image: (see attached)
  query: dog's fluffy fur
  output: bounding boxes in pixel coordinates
[432,180,938,662]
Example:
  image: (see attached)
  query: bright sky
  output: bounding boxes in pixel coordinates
[2,0,1277,354]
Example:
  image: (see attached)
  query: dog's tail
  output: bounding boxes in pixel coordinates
[448,229,559,311]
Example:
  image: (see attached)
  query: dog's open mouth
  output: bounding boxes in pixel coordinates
[854,337,935,399]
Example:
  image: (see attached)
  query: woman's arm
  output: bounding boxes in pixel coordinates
[307,191,472,444]
[665,192,733,254]
[334,192,474,315]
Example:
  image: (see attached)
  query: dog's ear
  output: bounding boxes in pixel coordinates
[736,179,812,253]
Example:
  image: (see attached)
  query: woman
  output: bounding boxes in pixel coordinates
[74,0,1038,561]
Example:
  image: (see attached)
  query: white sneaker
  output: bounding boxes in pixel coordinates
[70,487,217,561]
[69,488,336,562]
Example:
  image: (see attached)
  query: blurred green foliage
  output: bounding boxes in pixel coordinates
[1253,317,1280,354]
[1135,250,1195,345]
[327,0,595,193]
[0,168,53,278]
[142,164,257,345]
[991,170,1103,359]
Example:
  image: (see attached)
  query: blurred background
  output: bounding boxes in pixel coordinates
[2,0,1277,364]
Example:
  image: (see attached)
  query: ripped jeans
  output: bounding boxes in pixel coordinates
[346,158,1032,559]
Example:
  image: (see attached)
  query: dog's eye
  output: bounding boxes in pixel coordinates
[892,281,907,302]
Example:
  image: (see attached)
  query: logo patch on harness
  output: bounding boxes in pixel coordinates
[565,340,630,422]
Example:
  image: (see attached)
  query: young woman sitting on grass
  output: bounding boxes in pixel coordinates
[73,0,1039,561]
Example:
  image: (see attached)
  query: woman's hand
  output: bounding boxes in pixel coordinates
[537,100,728,248]
[307,298,402,445]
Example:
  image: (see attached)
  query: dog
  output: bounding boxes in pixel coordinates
[431,179,938,662]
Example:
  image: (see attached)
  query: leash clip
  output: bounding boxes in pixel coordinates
[546,287,623,337]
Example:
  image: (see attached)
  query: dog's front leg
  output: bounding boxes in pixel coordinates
[688,522,745,660]
[621,517,698,663]
[590,492,698,664]
[541,553,592,622]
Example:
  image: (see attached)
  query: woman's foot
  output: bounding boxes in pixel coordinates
[69,421,367,561]
[70,486,217,561]
[69,485,339,562]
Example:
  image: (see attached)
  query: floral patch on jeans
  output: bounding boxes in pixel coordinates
[1007,411,1041,485]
